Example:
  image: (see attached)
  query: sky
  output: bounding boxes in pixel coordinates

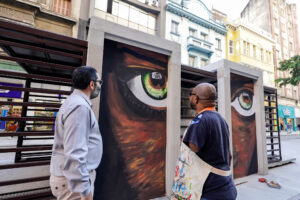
[201,0,299,20]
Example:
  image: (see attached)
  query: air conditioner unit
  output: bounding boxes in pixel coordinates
[152,0,158,7]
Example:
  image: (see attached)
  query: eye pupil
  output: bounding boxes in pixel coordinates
[242,94,250,103]
[150,72,165,88]
[142,72,167,99]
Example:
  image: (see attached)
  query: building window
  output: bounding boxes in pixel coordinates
[246,42,250,56]
[215,38,221,50]
[229,40,233,54]
[189,28,197,37]
[171,21,179,34]
[118,2,129,19]
[200,33,207,41]
[253,45,256,58]
[201,59,207,67]
[112,1,157,32]
[261,49,264,61]
[189,55,196,67]
[52,0,71,16]
[243,41,246,54]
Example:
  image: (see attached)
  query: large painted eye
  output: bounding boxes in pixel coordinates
[127,71,167,108]
[231,90,255,117]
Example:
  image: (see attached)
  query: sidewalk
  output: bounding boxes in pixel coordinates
[235,136,300,200]
[280,130,300,137]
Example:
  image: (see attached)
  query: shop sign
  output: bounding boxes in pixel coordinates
[0,82,23,98]
[278,105,295,118]
[283,108,291,116]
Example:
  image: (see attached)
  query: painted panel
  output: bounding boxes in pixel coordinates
[95,40,168,200]
[230,74,258,178]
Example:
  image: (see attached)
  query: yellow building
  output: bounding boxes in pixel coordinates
[225,19,275,87]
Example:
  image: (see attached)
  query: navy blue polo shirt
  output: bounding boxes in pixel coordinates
[183,111,237,200]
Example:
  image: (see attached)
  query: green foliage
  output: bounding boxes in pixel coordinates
[275,55,300,87]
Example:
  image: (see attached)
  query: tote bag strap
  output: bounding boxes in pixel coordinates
[210,166,231,176]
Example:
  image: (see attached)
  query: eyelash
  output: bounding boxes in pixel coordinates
[231,90,255,117]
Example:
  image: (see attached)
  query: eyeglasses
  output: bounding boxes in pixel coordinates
[94,80,103,85]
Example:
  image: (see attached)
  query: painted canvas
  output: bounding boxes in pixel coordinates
[230,74,258,178]
[95,40,168,200]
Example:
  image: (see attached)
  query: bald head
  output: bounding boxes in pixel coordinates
[192,83,217,101]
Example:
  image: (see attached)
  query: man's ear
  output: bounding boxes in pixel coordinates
[89,81,95,90]
[195,96,199,104]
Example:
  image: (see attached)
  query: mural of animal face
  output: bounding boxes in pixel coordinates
[231,74,258,178]
[95,40,167,200]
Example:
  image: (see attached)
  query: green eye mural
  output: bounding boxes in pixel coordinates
[142,72,167,100]
[127,71,168,108]
[238,92,252,110]
[231,89,255,117]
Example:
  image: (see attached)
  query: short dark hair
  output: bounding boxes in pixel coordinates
[72,66,98,89]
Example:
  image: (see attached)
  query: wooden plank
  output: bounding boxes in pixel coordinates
[0,85,71,95]
[0,19,87,47]
[0,101,61,108]
[0,117,55,121]
[0,146,52,153]
[0,70,72,84]
[0,28,85,52]
[0,161,50,170]
[0,55,76,70]
[0,132,54,137]
[0,176,49,187]
[0,39,82,59]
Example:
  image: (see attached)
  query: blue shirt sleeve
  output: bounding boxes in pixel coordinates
[183,115,207,152]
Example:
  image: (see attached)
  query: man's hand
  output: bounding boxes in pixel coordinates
[81,192,92,200]
[189,142,199,153]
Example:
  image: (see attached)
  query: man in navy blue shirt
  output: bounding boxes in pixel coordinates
[184,83,237,200]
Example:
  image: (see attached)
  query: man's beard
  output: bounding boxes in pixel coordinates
[190,101,196,110]
[91,86,101,99]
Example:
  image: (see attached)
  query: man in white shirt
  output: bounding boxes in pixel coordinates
[50,66,103,200]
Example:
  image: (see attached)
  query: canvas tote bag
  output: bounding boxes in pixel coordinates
[171,114,231,200]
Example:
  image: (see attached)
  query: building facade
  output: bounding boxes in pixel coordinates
[0,0,79,37]
[92,0,165,37]
[241,0,300,132]
[225,19,276,88]
[165,0,227,68]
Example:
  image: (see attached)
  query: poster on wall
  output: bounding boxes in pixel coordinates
[95,40,168,200]
[230,74,258,178]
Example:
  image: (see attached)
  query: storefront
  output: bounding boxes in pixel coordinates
[0,82,23,132]
[295,108,300,131]
[278,105,296,132]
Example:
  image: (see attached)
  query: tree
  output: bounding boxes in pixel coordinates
[275,55,300,87]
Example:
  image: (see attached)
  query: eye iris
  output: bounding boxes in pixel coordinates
[238,92,252,110]
[142,72,167,99]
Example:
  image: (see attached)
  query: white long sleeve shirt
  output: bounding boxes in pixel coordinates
[50,89,103,196]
